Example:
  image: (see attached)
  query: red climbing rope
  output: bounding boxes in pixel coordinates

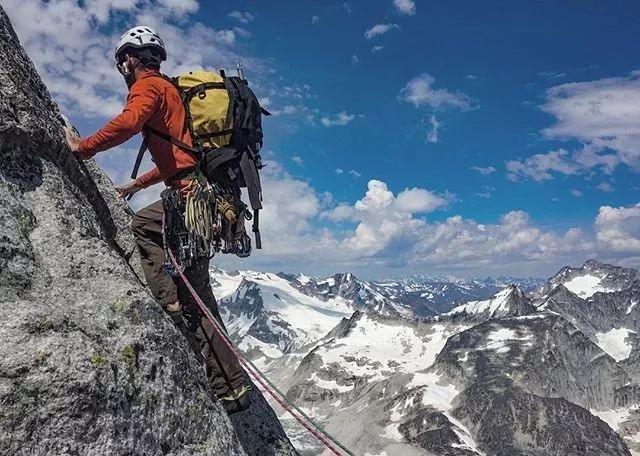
[166,246,352,456]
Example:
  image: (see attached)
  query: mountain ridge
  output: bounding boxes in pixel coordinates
[215,260,640,455]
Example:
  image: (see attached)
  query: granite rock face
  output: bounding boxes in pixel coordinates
[0,6,296,456]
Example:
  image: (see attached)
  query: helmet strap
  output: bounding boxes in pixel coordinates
[117,55,140,88]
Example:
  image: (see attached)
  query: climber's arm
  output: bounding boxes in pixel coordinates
[74,82,160,159]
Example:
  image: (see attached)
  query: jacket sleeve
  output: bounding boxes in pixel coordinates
[135,166,163,188]
[78,81,160,156]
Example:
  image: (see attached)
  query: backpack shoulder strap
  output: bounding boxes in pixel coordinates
[131,132,150,180]
[145,125,202,157]
[130,126,202,180]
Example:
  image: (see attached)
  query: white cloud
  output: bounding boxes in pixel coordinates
[349,170,362,178]
[411,211,594,268]
[320,111,357,127]
[395,187,448,213]
[217,173,640,276]
[351,54,360,64]
[506,146,619,182]
[228,10,255,24]
[343,2,352,14]
[364,23,400,39]
[371,45,384,53]
[335,168,345,174]
[393,0,416,15]
[322,204,355,222]
[292,156,304,166]
[596,204,640,253]
[540,71,640,171]
[3,0,263,120]
[597,182,614,192]
[426,115,442,143]
[570,189,583,197]
[400,74,474,111]
[471,166,496,175]
[311,15,320,24]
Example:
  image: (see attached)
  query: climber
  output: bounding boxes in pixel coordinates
[64,26,251,414]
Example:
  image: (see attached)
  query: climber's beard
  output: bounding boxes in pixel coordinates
[117,57,139,88]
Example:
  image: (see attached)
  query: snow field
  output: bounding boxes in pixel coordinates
[595,328,635,362]
[316,318,459,382]
[484,327,534,354]
[563,274,610,298]
[446,287,514,317]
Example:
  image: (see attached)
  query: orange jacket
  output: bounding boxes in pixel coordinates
[78,69,196,188]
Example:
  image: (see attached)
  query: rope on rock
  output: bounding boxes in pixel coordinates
[166,246,355,456]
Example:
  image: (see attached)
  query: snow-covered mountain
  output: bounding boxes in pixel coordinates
[384,275,544,315]
[212,270,355,361]
[211,268,542,362]
[213,261,640,455]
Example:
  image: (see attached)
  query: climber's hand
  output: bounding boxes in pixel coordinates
[116,181,142,200]
[64,126,81,153]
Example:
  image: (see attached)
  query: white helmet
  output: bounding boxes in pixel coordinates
[114,26,166,62]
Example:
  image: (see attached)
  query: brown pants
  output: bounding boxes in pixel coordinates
[132,200,245,396]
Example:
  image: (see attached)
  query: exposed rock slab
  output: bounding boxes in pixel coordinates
[0,6,296,456]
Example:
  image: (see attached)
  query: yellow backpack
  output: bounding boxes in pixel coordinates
[175,71,233,149]
[131,69,270,253]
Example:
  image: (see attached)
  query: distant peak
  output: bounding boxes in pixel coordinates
[583,259,608,270]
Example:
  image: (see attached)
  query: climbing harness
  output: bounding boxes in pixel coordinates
[161,185,210,275]
[161,178,254,276]
[165,244,355,456]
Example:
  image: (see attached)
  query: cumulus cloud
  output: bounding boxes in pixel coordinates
[218,173,640,276]
[371,45,384,53]
[292,156,304,166]
[322,204,355,222]
[364,23,400,39]
[400,74,474,111]
[320,111,357,127]
[395,187,449,213]
[596,204,640,253]
[393,0,416,15]
[3,0,262,119]
[411,212,594,268]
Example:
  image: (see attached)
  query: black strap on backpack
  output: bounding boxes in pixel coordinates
[221,76,270,250]
[131,126,202,179]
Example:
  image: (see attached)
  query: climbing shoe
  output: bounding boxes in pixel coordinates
[218,383,252,415]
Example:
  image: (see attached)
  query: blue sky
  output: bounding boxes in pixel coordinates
[5,0,640,279]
